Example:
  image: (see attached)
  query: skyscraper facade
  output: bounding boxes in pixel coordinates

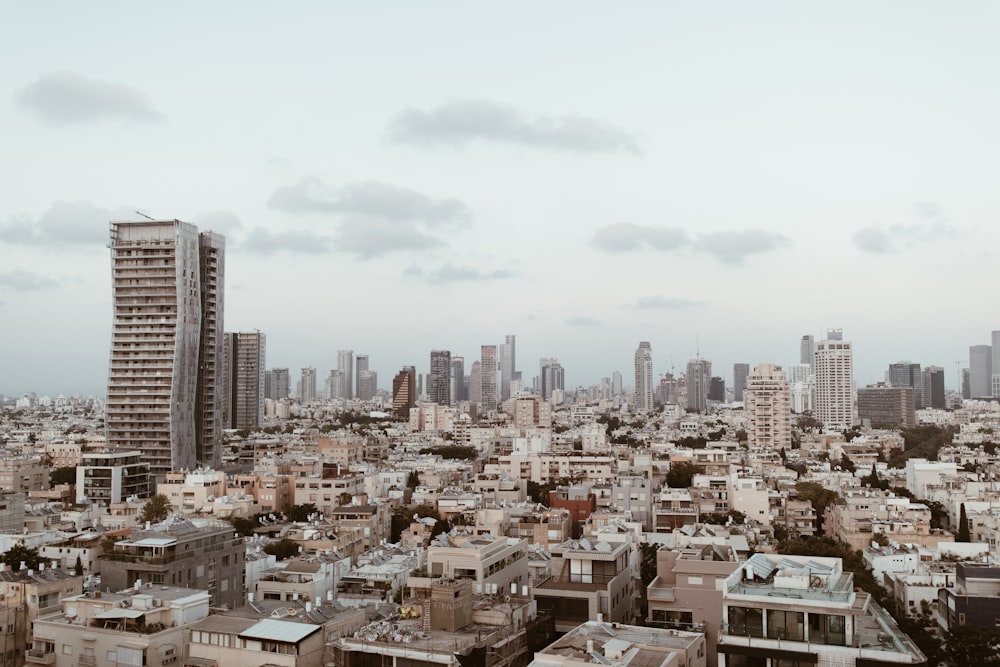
[481,345,498,412]
[450,356,465,403]
[300,367,317,403]
[800,335,815,371]
[428,350,452,405]
[392,366,416,418]
[106,219,224,476]
[685,358,711,413]
[500,335,516,401]
[355,354,369,400]
[357,370,377,401]
[468,361,482,405]
[969,345,992,399]
[992,331,1000,397]
[733,363,750,403]
[326,369,346,400]
[338,350,354,399]
[225,331,265,430]
[814,334,854,430]
[745,364,791,450]
[267,367,290,400]
[888,361,923,409]
[634,342,654,412]
[921,366,945,410]
[540,358,564,400]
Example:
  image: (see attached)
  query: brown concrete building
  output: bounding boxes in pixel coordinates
[857,384,916,429]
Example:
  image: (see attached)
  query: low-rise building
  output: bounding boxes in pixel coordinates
[531,620,707,667]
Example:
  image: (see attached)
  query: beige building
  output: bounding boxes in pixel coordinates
[825,490,948,551]
[414,533,529,597]
[186,614,325,666]
[43,442,81,469]
[0,566,83,667]
[744,364,791,450]
[0,456,48,494]
[531,620,707,667]
[157,468,227,514]
[28,585,211,667]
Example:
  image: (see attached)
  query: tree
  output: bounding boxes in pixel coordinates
[406,471,419,489]
[430,518,452,538]
[286,503,317,522]
[794,482,838,534]
[338,492,352,506]
[2,543,42,571]
[74,554,84,576]
[795,414,823,434]
[263,538,301,560]
[837,453,856,473]
[50,466,77,487]
[229,514,263,537]
[140,494,172,524]
[665,462,703,489]
[943,624,1000,666]
[639,543,659,589]
[957,503,971,542]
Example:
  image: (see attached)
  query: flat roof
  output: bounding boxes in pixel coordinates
[239,618,321,644]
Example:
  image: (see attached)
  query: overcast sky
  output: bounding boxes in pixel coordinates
[2,2,999,397]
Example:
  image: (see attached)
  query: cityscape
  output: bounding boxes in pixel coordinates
[4,4,1000,667]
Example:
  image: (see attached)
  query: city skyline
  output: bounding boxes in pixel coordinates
[3,4,1000,396]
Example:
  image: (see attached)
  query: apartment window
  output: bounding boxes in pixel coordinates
[767,609,804,641]
[728,606,763,637]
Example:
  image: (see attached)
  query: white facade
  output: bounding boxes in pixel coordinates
[744,364,791,450]
[814,336,855,430]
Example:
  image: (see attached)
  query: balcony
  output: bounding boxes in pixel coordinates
[26,649,56,665]
[646,585,676,602]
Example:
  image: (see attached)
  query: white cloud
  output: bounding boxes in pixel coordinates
[15,72,164,124]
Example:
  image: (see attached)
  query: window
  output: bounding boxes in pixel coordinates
[728,607,763,637]
[767,609,804,641]
[62,645,73,656]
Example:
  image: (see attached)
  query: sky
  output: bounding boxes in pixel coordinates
[2,2,1000,397]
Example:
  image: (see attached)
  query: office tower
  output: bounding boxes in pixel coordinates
[708,376,726,402]
[993,331,1000,397]
[481,345,498,412]
[659,373,678,405]
[969,345,992,398]
[300,367,317,403]
[887,361,923,409]
[634,342,654,412]
[800,335,815,371]
[744,364,791,450]
[392,367,416,418]
[786,364,812,384]
[733,363,750,402]
[500,335,516,401]
[858,385,916,428]
[225,331,265,430]
[686,358,711,413]
[612,371,623,397]
[814,333,854,430]
[540,358,564,400]
[428,350,452,405]
[106,219,224,477]
[326,369,346,400]
[270,367,290,400]
[355,354,369,400]
[417,372,429,400]
[468,361,482,404]
[358,370,377,401]
[264,370,274,401]
[338,350,354,399]
[962,368,971,399]
[450,357,465,402]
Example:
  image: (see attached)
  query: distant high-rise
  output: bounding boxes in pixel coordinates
[634,342,654,412]
[612,371,623,397]
[428,350,452,405]
[338,350,354,399]
[358,370,377,401]
[481,345,498,412]
[451,356,465,402]
[392,366,416,418]
[733,363,750,403]
[858,384,915,428]
[105,219,224,476]
[969,345,993,398]
[500,335,516,401]
[923,366,945,409]
[962,368,971,399]
[326,369,346,400]
[992,332,1000,397]
[225,331,265,430]
[355,354,369,400]
[800,335,815,371]
[468,361,482,404]
[300,367,317,403]
[745,364,791,450]
[888,361,923,409]
[266,367,290,400]
[540,358,564,400]
[686,358,711,413]
[708,376,726,402]
[814,333,854,430]
[659,373,679,405]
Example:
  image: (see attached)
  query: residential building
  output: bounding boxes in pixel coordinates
[814,332,854,430]
[687,359,711,413]
[481,344,498,412]
[157,468,227,514]
[540,358,565,401]
[429,350,452,405]
[718,553,926,666]
[994,331,1000,398]
[76,450,150,506]
[99,520,245,610]
[635,342,654,412]
[744,364,791,451]
[857,385,916,428]
[392,367,416,418]
[225,331,266,430]
[300,367,317,403]
[416,533,529,597]
[500,334,516,401]
[937,563,1000,631]
[357,370,377,401]
[186,614,325,667]
[450,356,465,402]
[338,350,354,399]
[266,367,290,401]
[106,219,225,475]
[0,456,48,494]
[0,566,82,667]
[532,620,707,667]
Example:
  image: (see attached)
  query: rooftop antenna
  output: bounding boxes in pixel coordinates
[134,210,155,221]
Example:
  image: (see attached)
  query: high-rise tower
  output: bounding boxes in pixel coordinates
[429,350,452,405]
[540,358,564,400]
[500,335,516,401]
[800,335,815,372]
[106,219,224,476]
[355,354,369,400]
[634,342,653,412]
[733,363,750,403]
[887,361,922,409]
[225,331,265,430]
[300,367,317,403]
[392,366,416,418]
[969,345,992,399]
[814,331,854,430]
[686,358,711,413]
[450,356,465,402]
[745,364,791,450]
[481,345,498,412]
[338,350,354,399]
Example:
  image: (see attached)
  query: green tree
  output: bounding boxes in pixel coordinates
[228,514,263,537]
[795,414,823,434]
[837,453,856,473]
[2,543,42,571]
[140,493,172,524]
[957,503,971,542]
[286,503,318,522]
[263,538,301,560]
[943,624,1000,666]
[406,471,419,489]
[640,543,659,589]
[74,554,84,576]
[430,518,452,538]
[665,462,703,488]
[50,466,77,487]
[794,481,838,534]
